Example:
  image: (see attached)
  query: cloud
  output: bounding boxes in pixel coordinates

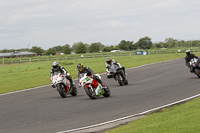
[0,0,200,50]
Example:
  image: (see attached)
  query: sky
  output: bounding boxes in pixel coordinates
[0,0,200,50]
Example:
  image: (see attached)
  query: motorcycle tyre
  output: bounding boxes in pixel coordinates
[117,74,124,86]
[57,84,67,98]
[124,78,128,85]
[71,86,77,96]
[121,71,128,85]
[194,69,200,78]
[103,85,111,97]
[85,87,97,99]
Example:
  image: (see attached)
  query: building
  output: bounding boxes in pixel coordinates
[0,51,37,58]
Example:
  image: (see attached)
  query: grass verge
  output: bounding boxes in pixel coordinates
[0,53,188,94]
[106,96,200,133]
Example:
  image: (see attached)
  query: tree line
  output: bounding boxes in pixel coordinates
[1,37,200,56]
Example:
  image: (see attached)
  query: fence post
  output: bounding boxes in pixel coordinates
[130,52,131,56]
[3,58,4,64]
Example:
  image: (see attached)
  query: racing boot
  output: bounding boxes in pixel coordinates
[52,84,55,88]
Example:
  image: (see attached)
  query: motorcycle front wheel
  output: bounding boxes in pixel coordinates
[117,74,124,86]
[84,87,97,99]
[57,84,67,98]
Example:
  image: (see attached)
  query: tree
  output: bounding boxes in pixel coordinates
[74,42,87,53]
[165,38,177,48]
[155,42,165,48]
[46,48,56,55]
[30,46,44,55]
[118,40,135,50]
[102,47,112,52]
[136,37,152,49]
[52,45,63,52]
[62,44,71,54]
[88,42,102,53]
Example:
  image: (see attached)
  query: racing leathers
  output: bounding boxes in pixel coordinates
[185,54,199,72]
[50,66,75,88]
[105,59,126,78]
[78,66,105,87]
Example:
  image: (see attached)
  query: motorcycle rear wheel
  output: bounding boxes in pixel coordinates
[194,69,200,78]
[71,86,77,96]
[103,85,111,97]
[124,78,128,85]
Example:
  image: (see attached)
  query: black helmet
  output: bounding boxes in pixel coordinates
[106,57,112,65]
[77,63,84,72]
[52,61,59,70]
[186,50,190,56]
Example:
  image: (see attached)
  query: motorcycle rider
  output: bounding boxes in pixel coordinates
[185,50,199,73]
[105,57,126,78]
[77,63,105,88]
[50,61,75,88]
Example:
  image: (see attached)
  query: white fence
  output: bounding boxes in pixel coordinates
[0,49,199,65]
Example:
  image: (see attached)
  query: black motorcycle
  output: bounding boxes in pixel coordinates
[109,64,128,86]
[189,58,200,78]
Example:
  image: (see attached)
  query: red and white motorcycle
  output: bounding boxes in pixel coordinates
[79,73,110,99]
[51,72,77,98]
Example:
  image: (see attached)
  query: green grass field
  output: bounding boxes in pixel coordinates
[0,53,189,94]
[106,97,200,133]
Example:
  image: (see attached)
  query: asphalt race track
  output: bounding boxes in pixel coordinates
[1,58,200,133]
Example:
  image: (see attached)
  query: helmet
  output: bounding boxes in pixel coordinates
[186,50,190,55]
[77,63,84,72]
[106,57,112,65]
[52,61,59,70]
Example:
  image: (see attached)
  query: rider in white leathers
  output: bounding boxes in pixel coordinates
[105,57,126,78]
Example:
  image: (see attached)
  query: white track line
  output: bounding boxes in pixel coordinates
[0,58,181,97]
[0,85,50,96]
[57,93,200,133]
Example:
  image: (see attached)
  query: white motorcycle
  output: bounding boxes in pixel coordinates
[51,72,77,98]
[189,58,200,78]
[79,73,110,99]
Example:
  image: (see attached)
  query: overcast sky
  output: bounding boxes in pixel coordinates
[0,0,200,50]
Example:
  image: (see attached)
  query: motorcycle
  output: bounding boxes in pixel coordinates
[189,58,200,78]
[109,64,128,86]
[79,73,111,99]
[51,72,77,98]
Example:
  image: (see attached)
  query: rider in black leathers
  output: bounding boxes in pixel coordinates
[50,61,75,88]
[77,63,105,87]
[185,50,199,73]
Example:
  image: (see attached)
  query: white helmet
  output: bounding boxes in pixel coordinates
[185,50,190,55]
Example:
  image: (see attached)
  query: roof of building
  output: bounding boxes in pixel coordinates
[0,51,37,57]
